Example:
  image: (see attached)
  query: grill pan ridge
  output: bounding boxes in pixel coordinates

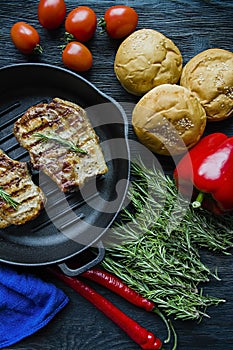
[0,63,130,267]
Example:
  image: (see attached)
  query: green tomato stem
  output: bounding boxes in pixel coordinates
[34,44,43,54]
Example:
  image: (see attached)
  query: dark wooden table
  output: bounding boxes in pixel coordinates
[0,0,233,349]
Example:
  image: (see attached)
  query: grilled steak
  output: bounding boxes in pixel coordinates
[0,216,10,229]
[0,149,46,226]
[14,98,108,192]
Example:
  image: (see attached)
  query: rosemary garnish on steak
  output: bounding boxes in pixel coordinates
[0,187,19,210]
[33,132,88,155]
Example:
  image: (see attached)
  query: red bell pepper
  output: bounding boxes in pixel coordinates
[174,133,233,214]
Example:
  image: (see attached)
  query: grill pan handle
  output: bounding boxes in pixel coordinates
[58,241,105,276]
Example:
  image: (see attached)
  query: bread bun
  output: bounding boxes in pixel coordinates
[132,84,207,155]
[114,29,183,96]
[180,48,233,121]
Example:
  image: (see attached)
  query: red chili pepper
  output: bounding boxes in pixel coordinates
[51,268,162,350]
[174,133,233,214]
[81,267,154,311]
[81,267,173,346]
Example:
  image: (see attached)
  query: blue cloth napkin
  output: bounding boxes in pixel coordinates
[0,264,69,348]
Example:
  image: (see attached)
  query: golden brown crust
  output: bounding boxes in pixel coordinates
[132,84,207,155]
[114,29,183,96]
[180,48,233,121]
[0,149,46,226]
[0,216,10,229]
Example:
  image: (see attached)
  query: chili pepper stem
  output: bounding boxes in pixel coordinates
[169,319,178,350]
[153,308,171,344]
[192,192,204,208]
[153,308,177,349]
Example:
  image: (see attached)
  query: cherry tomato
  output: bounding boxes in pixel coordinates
[10,22,42,54]
[62,42,93,72]
[65,6,97,42]
[38,0,66,30]
[101,5,138,39]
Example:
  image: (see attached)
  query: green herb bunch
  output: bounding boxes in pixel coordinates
[102,161,233,321]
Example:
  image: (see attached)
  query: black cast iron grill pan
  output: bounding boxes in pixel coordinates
[0,63,130,275]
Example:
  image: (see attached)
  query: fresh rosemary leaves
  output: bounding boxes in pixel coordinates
[0,186,19,210]
[33,132,87,155]
[102,161,233,321]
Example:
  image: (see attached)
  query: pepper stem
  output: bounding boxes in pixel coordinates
[192,192,204,208]
[169,319,178,350]
[153,308,171,343]
[153,308,177,349]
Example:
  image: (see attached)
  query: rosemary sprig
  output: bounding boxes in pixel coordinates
[33,132,87,155]
[0,186,19,210]
[102,160,233,321]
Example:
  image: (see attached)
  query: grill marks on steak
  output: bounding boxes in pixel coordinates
[14,98,108,192]
[0,149,46,227]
